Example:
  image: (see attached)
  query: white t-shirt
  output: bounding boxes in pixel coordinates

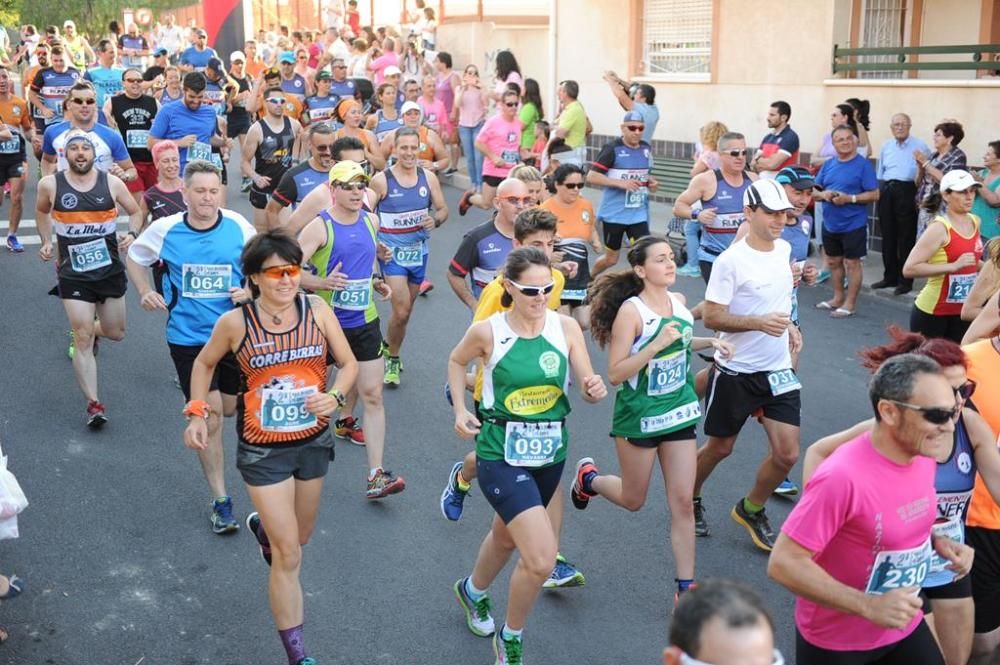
[705,237,793,373]
[157,25,185,55]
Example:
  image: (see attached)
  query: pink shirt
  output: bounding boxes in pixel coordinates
[782,432,936,651]
[369,51,399,85]
[419,97,449,134]
[458,87,486,128]
[478,114,522,178]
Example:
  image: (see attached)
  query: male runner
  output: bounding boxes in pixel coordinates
[105,68,159,204]
[149,72,227,176]
[28,45,80,143]
[282,136,370,237]
[179,29,218,73]
[265,123,336,229]
[36,131,143,426]
[379,101,448,173]
[84,40,125,109]
[696,179,802,551]
[770,353,971,664]
[0,65,32,253]
[241,86,300,231]
[127,160,256,534]
[117,23,150,70]
[303,70,340,128]
[326,56,358,101]
[750,101,800,178]
[369,126,448,386]
[297,160,406,499]
[277,51,310,101]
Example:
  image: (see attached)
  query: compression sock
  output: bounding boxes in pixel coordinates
[465,576,487,600]
[743,498,764,514]
[278,625,307,665]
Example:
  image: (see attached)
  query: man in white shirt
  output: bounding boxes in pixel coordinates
[156,14,186,63]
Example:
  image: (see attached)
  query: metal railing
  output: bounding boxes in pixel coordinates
[833,44,1000,74]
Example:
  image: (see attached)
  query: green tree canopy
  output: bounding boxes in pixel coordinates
[16,0,194,42]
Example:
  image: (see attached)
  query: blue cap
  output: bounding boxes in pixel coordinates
[775,166,816,190]
[279,51,296,64]
[206,57,223,72]
[622,110,644,124]
[154,47,168,57]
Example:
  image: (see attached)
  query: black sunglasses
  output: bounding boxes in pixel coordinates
[504,101,518,108]
[887,400,960,425]
[955,380,977,401]
[562,182,584,190]
[725,149,748,157]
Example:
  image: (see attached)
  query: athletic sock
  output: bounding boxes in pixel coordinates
[465,576,486,600]
[456,469,471,492]
[278,624,307,665]
[582,470,598,494]
[369,467,381,480]
[675,578,695,594]
[743,497,764,514]
[501,624,523,641]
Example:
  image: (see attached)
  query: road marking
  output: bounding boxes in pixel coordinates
[1,219,130,246]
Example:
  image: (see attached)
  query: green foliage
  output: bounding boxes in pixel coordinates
[18,0,193,41]
[0,0,20,29]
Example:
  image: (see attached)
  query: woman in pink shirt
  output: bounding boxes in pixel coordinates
[452,64,488,192]
[434,51,461,175]
[490,50,523,106]
[367,37,399,85]
[458,88,522,215]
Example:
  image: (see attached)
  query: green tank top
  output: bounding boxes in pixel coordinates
[477,310,571,465]
[611,294,701,439]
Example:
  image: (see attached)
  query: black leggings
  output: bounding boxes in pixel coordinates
[909,306,970,344]
[795,621,944,665]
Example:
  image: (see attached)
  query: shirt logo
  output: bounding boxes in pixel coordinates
[538,351,560,378]
[499,336,513,345]
[418,186,428,198]
[958,452,972,474]
[582,211,591,223]
[61,193,78,209]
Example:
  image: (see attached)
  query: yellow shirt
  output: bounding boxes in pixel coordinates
[558,100,587,149]
[471,268,565,400]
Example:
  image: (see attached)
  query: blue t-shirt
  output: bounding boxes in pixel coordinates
[448,219,514,298]
[633,102,659,144]
[179,47,218,72]
[149,100,219,172]
[591,138,653,225]
[782,214,812,325]
[84,66,126,107]
[330,79,357,100]
[127,209,257,346]
[42,121,129,172]
[816,154,879,233]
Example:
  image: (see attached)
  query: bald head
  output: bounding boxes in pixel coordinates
[494,178,530,224]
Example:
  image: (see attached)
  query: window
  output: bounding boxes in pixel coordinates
[641,0,713,81]
[858,0,907,79]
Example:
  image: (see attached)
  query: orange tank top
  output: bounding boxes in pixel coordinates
[236,295,330,445]
[964,338,1000,528]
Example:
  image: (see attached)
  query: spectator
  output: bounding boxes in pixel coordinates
[550,79,588,167]
[972,140,1000,240]
[518,78,544,163]
[156,14,185,63]
[490,49,522,103]
[811,103,867,169]
[915,120,968,235]
[750,100,799,178]
[846,97,872,159]
[452,63,488,192]
[400,39,430,80]
[420,7,437,51]
[347,2,362,39]
[691,121,728,176]
[601,71,659,143]
[874,113,929,294]
[348,38,369,78]
[367,37,399,85]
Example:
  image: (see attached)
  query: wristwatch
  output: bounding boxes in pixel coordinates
[327,388,347,408]
[851,194,857,204]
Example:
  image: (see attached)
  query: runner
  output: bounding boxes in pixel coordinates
[0,65,32,253]
[325,56,358,102]
[448,246,607,664]
[586,113,658,277]
[369,126,448,386]
[241,87,300,231]
[183,231,358,665]
[61,20,95,72]
[296,160,406,499]
[574,235,734,605]
[365,83,403,142]
[282,136,371,237]
[379,101,448,173]
[332,99,384,170]
[28,45,80,144]
[226,52,254,192]
[155,66,183,105]
[117,23,150,70]
[149,72,224,176]
[179,29,218,73]
[83,40,124,109]
[127,159,256,534]
[35,130,143,427]
[139,140,186,226]
[302,70,340,128]
[457,88,521,215]
[105,68,159,204]
[277,51,311,101]
[266,123,336,229]
[695,179,802,550]
[673,132,756,282]
[769,353,972,665]
[803,328,1000,665]
[249,67,306,126]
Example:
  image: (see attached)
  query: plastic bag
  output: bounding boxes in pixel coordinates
[0,454,28,520]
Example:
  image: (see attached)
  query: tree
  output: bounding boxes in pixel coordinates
[18,0,193,41]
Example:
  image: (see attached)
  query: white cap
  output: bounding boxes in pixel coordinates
[400,101,422,116]
[63,20,76,28]
[229,51,246,63]
[940,169,981,192]
[384,65,402,77]
[743,179,794,211]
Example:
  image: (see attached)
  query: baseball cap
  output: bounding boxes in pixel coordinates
[153,47,168,57]
[400,101,421,115]
[63,20,75,29]
[195,29,207,38]
[279,51,296,64]
[940,169,982,193]
[775,166,816,191]
[315,70,332,81]
[206,57,223,73]
[622,110,644,124]
[743,179,794,211]
[384,65,402,77]
[329,160,369,184]
[64,129,95,149]
[229,50,246,63]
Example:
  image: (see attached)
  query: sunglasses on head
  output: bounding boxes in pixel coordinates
[72,97,96,105]
[887,400,960,425]
[509,280,555,297]
[265,96,286,104]
[562,182,584,190]
[955,380,977,401]
[334,180,367,191]
[625,124,645,132]
[725,149,748,157]
[260,264,301,279]
[500,196,535,206]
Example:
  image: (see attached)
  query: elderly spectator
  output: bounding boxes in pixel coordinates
[367,37,399,85]
[916,120,969,235]
[550,79,588,167]
[972,140,1000,240]
[873,113,930,294]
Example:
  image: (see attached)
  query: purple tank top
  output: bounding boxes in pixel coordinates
[435,71,456,113]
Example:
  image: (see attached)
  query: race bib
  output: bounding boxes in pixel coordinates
[707,212,744,232]
[188,141,212,162]
[504,421,562,467]
[126,129,150,149]
[260,386,318,433]
[501,149,519,164]
[0,136,19,154]
[865,539,932,594]
[333,277,371,311]
[767,369,801,397]
[210,153,224,170]
[647,352,686,396]
[929,518,965,576]
[182,264,232,299]
[945,273,975,304]
[68,238,112,273]
[561,288,587,302]
[625,187,648,209]
[639,400,701,434]
[392,244,423,268]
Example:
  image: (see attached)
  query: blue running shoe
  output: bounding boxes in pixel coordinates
[444,382,453,406]
[773,478,800,497]
[296,659,317,665]
[815,269,831,284]
[543,553,586,588]
[6,235,24,253]
[441,461,469,521]
[210,496,239,535]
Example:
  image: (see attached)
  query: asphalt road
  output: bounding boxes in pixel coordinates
[0,156,911,665]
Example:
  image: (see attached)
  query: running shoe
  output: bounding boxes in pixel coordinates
[6,235,24,253]
[493,628,523,665]
[815,269,831,284]
[240,176,252,193]
[453,577,495,637]
[773,478,800,497]
[676,265,700,277]
[442,167,458,176]
[441,461,469,521]
[246,512,272,566]
[67,330,76,360]
[418,280,434,296]
[693,497,709,537]
[730,499,776,552]
[210,496,239,535]
[366,468,406,499]
[334,416,365,445]
[543,553,586,588]
[383,356,401,386]
[458,189,475,216]
[296,659,317,665]
[86,400,107,429]
[570,457,598,510]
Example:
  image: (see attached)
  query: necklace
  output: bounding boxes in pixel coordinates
[257,301,295,325]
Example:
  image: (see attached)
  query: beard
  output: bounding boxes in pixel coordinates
[69,158,94,175]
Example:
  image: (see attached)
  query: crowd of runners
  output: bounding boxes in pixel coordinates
[3,7,1000,665]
